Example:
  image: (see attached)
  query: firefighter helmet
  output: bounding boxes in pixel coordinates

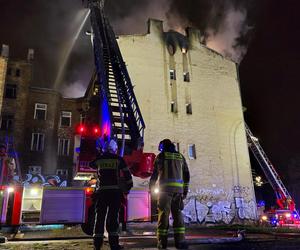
[104,139,118,153]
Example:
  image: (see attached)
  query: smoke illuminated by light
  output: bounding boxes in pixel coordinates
[54,9,90,90]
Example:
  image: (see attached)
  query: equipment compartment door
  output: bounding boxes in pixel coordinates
[40,188,86,224]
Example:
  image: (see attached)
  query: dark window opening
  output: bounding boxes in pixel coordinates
[186,103,192,114]
[183,72,190,82]
[0,114,14,131]
[34,103,47,120]
[171,102,177,113]
[7,68,12,76]
[15,68,21,77]
[60,111,72,127]
[5,84,17,99]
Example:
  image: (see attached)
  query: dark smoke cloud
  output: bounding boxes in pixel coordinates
[0,0,260,96]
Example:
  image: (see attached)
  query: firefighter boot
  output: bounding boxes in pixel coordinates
[157,236,168,249]
[93,237,103,250]
[109,235,124,250]
[175,241,189,250]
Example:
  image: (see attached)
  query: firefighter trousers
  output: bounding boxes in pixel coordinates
[157,192,185,248]
[93,190,122,250]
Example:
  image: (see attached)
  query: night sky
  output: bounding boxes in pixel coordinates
[1,0,300,207]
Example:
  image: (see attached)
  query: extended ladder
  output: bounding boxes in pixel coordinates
[245,123,298,215]
[87,0,145,155]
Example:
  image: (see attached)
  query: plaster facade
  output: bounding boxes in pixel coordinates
[116,20,257,223]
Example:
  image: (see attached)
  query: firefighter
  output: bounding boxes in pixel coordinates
[90,139,133,250]
[150,139,190,250]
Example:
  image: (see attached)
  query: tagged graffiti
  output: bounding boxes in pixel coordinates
[182,186,257,224]
[13,174,67,187]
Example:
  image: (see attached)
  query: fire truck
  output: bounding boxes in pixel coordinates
[245,123,300,227]
[0,0,155,232]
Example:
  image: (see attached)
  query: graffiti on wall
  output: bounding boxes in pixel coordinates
[13,174,67,187]
[182,185,257,224]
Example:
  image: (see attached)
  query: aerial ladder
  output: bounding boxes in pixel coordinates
[245,123,299,220]
[75,0,155,180]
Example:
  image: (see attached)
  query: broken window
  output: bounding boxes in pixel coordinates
[183,72,190,82]
[60,111,72,127]
[34,103,47,120]
[58,138,70,156]
[188,144,196,159]
[170,69,176,80]
[31,133,45,152]
[5,84,17,99]
[186,103,192,115]
[0,114,14,131]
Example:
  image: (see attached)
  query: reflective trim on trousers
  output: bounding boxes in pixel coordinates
[93,233,104,238]
[157,228,168,236]
[173,227,185,234]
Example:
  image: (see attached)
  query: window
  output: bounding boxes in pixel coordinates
[34,103,47,120]
[60,111,72,127]
[186,103,192,114]
[183,72,190,82]
[0,114,14,131]
[171,101,177,113]
[188,144,196,159]
[56,169,68,177]
[7,68,12,76]
[58,138,70,156]
[28,166,42,175]
[170,69,176,80]
[4,84,17,99]
[15,68,21,77]
[31,133,45,152]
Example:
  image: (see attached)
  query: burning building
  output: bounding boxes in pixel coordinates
[0,18,257,223]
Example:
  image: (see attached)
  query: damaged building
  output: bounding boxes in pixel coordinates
[0,19,257,224]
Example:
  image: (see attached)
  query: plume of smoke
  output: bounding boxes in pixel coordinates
[109,0,171,34]
[61,80,86,98]
[205,8,249,63]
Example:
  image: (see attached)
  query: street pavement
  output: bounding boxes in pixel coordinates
[2,223,300,249]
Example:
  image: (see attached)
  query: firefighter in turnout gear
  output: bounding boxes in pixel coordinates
[90,139,133,250]
[150,139,190,250]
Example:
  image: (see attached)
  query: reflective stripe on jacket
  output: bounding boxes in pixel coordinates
[90,152,133,192]
[150,151,190,194]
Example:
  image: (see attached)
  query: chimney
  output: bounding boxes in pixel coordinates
[147,19,163,36]
[27,48,34,61]
[1,44,9,58]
